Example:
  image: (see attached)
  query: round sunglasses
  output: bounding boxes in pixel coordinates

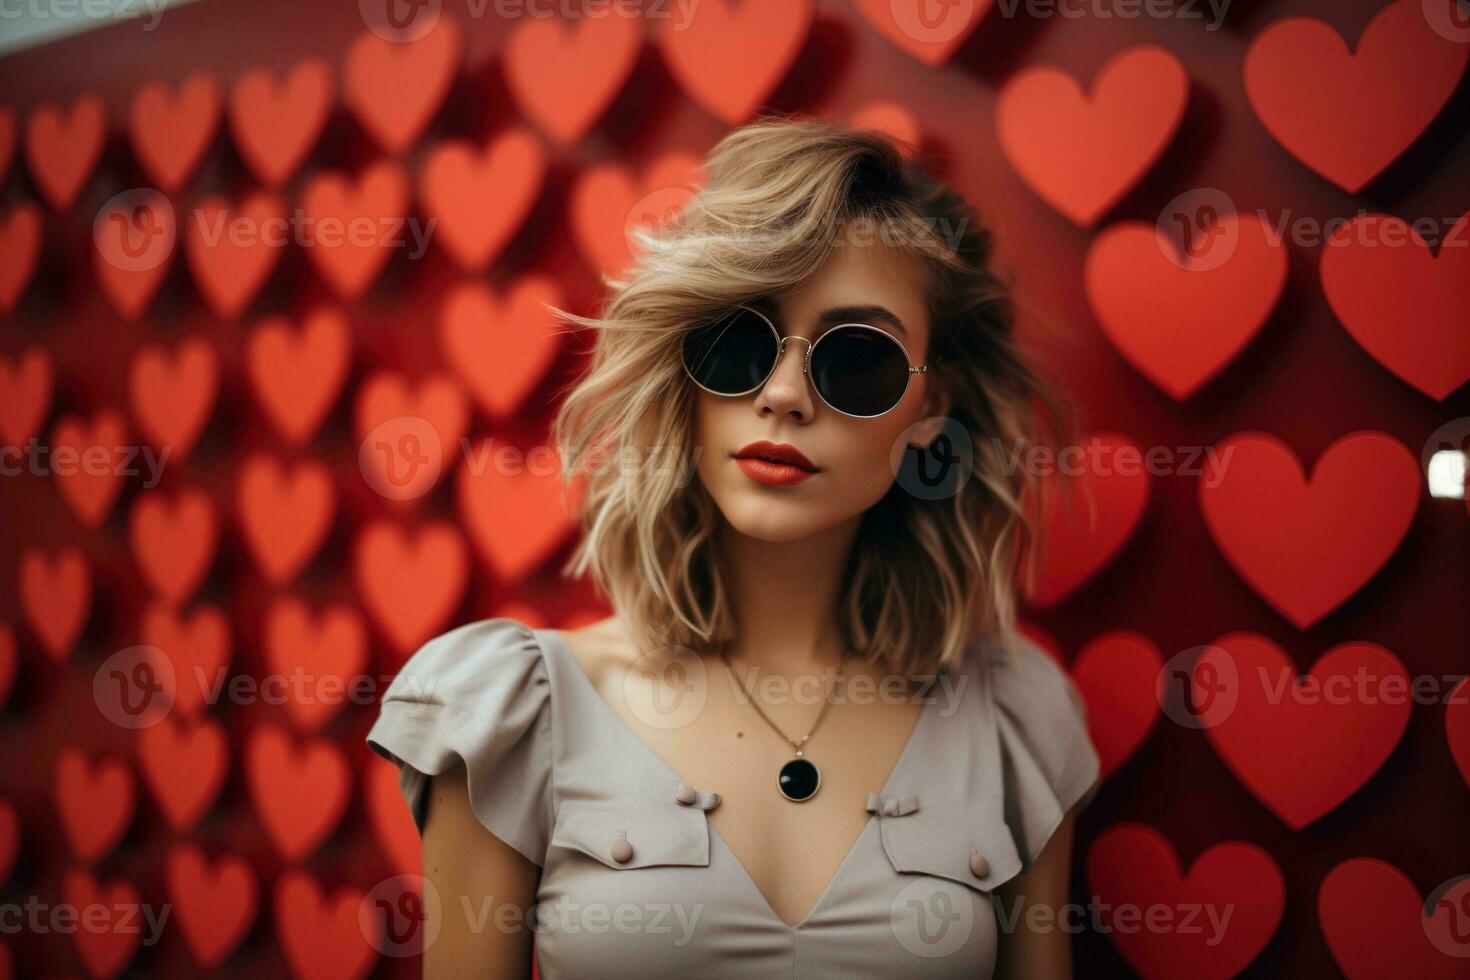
[681,305,932,419]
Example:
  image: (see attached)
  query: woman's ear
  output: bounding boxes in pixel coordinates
[909,382,952,447]
[905,406,951,449]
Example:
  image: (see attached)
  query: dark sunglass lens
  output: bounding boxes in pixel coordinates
[682,308,778,395]
[811,327,910,416]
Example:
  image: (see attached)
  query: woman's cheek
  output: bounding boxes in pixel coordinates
[828,442,903,513]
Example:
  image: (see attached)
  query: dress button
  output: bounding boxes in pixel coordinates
[969,852,990,878]
[611,839,634,863]
[675,783,697,805]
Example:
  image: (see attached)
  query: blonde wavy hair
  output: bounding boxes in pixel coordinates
[547,113,1082,677]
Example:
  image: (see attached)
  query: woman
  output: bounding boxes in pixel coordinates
[367,114,1100,978]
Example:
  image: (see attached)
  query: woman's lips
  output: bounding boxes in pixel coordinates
[734,456,818,487]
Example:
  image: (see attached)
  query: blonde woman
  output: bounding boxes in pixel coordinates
[367,114,1100,979]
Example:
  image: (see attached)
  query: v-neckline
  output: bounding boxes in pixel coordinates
[536,627,945,931]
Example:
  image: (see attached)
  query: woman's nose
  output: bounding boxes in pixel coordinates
[753,336,815,419]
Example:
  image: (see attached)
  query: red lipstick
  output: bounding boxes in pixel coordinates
[732,441,819,487]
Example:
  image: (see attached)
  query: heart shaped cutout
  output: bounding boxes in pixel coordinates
[1244,0,1469,192]
[1086,822,1285,979]
[1198,431,1419,628]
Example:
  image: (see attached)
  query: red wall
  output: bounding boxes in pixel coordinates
[0,0,1467,976]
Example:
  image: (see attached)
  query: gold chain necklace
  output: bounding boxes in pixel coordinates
[717,650,846,803]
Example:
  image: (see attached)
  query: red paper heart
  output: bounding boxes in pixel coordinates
[129,487,216,605]
[237,455,334,585]
[129,71,221,192]
[1086,823,1285,980]
[1321,211,1470,400]
[504,12,642,144]
[128,336,217,461]
[1200,634,1410,828]
[25,94,105,211]
[228,58,333,187]
[0,623,14,710]
[850,101,920,158]
[1244,0,1469,192]
[0,797,17,886]
[245,724,350,862]
[93,189,177,320]
[1446,677,1470,789]
[246,307,351,447]
[165,843,257,969]
[1021,431,1151,607]
[570,151,703,278]
[20,545,90,662]
[419,128,546,271]
[1070,631,1163,779]
[457,437,580,582]
[1199,431,1419,628]
[274,871,379,980]
[1320,858,1470,978]
[365,754,420,877]
[300,160,409,298]
[0,345,52,449]
[658,0,813,124]
[141,601,231,717]
[354,519,467,655]
[51,409,129,528]
[997,45,1188,227]
[264,597,367,733]
[184,191,285,320]
[0,203,40,313]
[137,714,228,832]
[354,371,468,503]
[55,747,134,863]
[343,16,460,153]
[63,869,142,978]
[853,0,992,65]
[1085,213,1288,400]
[439,277,564,420]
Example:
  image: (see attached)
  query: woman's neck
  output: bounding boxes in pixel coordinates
[714,513,861,676]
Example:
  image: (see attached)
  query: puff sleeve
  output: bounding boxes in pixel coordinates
[366,617,554,867]
[988,630,1101,872]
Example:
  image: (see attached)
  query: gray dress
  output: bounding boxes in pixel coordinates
[366,617,1101,977]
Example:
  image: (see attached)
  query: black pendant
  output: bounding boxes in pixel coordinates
[778,757,821,802]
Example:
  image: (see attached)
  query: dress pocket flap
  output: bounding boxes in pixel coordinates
[550,798,711,870]
[876,794,1024,893]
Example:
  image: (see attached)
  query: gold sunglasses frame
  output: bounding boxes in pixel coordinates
[681,304,931,420]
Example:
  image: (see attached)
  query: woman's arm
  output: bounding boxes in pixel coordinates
[420,760,541,979]
[993,805,1081,980]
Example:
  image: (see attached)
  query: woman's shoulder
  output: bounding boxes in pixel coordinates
[974,628,1101,867]
[366,616,561,865]
[380,616,551,712]
[982,628,1089,731]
